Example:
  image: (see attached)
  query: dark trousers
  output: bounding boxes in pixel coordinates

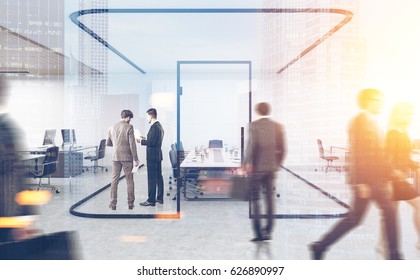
[317,182,401,259]
[147,160,164,203]
[251,172,275,238]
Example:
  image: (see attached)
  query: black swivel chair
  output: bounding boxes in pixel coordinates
[171,141,187,162]
[209,139,223,148]
[167,149,201,200]
[29,146,60,193]
[84,139,108,173]
[316,139,340,173]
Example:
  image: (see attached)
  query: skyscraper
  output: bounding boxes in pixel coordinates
[261,0,366,165]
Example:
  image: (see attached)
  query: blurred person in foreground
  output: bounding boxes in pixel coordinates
[376,102,420,252]
[309,88,402,259]
[243,102,286,241]
[107,109,140,210]
[0,78,43,243]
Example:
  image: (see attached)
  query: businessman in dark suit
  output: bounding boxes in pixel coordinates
[0,79,38,243]
[309,88,402,259]
[107,110,140,210]
[139,108,164,206]
[243,102,287,241]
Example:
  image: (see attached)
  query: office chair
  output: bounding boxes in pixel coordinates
[84,139,108,173]
[316,139,341,173]
[209,139,223,148]
[29,146,60,193]
[167,149,202,200]
[171,141,187,162]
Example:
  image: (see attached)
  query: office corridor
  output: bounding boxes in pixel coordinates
[35,165,420,260]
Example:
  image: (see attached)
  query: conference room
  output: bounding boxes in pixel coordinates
[1,0,420,261]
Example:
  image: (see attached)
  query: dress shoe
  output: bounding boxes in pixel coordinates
[128,205,134,210]
[262,234,271,241]
[109,204,116,210]
[250,237,264,242]
[309,242,325,260]
[156,200,164,204]
[140,201,155,207]
[250,235,270,242]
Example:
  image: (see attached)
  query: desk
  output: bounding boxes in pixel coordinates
[53,145,97,177]
[22,145,96,153]
[20,154,45,162]
[61,145,97,152]
[21,145,96,178]
[181,148,241,168]
[20,153,45,172]
[180,148,241,199]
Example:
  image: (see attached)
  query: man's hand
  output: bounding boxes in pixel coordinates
[134,160,140,167]
[242,164,253,174]
[355,184,371,199]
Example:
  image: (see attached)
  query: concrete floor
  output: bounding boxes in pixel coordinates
[33,164,420,260]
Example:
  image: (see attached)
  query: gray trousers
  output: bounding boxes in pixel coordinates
[110,161,134,206]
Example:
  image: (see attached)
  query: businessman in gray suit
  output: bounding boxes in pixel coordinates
[243,102,287,241]
[107,110,140,210]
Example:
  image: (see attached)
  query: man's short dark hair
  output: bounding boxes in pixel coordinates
[255,102,271,116]
[146,108,157,118]
[121,110,134,119]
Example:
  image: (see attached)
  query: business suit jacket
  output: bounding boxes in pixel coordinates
[141,121,164,162]
[107,120,139,162]
[0,114,33,220]
[347,112,391,185]
[385,129,417,172]
[244,117,286,172]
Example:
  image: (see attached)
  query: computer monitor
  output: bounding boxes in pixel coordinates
[42,129,56,146]
[71,129,76,145]
[61,129,76,146]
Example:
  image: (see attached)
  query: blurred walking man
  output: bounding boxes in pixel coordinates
[309,88,402,259]
[243,102,287,241]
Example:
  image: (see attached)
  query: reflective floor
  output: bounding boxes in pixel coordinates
[33,164,420,260]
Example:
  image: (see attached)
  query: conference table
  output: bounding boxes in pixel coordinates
[180,148,241,200]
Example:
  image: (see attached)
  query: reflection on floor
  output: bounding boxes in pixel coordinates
[33,165,420,260]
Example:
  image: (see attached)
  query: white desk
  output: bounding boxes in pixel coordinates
[21,145,96,178]
[181,148,241,168]
[180,148,241,200]
[20,154,45,162]
[20,153,45,174]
